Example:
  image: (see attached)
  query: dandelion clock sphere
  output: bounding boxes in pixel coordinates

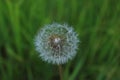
[34,23,79,65]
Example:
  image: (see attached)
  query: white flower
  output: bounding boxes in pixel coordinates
[34,23,79,65]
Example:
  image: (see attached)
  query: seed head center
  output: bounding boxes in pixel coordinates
[48,34,64,53]
[54,37,61,44]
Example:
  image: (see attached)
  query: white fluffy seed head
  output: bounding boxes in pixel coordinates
[34,23,79,65]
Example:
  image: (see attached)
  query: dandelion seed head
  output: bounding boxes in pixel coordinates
[34,23,79,65]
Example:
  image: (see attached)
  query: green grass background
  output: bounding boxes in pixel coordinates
[0,0,120,80]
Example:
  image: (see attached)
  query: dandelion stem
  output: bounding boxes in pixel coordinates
[58,65,63,80]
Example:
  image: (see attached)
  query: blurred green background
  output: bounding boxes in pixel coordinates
[0,0,120,80]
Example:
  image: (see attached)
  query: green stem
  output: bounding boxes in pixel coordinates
[58,65,63,80]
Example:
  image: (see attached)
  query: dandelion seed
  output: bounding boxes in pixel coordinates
[34,23,79,65]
